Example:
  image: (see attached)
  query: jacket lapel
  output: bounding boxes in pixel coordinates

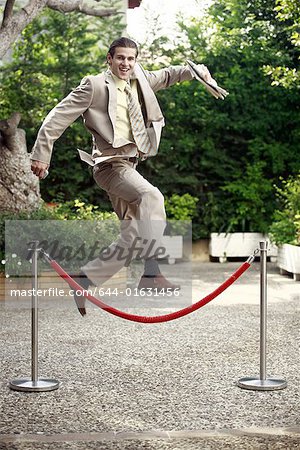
[132,64,164,123]
[105,71,117,132]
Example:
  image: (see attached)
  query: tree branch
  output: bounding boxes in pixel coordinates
[0,112,24,154]
[0,0,120,59]
[46,0,119,18]
[1,0,16,28]
[0,112,21,137]
[0,0,48,58]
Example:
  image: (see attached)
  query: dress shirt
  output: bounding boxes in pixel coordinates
[111,73,140,143]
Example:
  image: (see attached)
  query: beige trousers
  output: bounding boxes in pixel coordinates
[81,158,166,286]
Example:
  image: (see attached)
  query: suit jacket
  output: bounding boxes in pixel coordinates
[31,63,194,165]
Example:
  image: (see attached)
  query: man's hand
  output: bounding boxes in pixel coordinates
[197,64,218,87]
[31,160,49,179]
[187,59,229,100]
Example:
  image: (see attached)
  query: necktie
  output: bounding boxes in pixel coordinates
[125,83,153,156]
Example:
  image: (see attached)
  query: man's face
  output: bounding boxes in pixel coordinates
[107,47,137,81]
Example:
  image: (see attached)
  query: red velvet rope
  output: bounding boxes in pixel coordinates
[49,259,251,323]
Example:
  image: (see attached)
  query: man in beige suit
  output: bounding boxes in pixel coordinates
[31,37,215,316]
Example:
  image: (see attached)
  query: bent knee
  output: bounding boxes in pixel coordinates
[141,188,164,206]
[138,188,166,220]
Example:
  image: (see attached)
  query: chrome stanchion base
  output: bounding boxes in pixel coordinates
[9,378,59,392]
[238,376,287,391]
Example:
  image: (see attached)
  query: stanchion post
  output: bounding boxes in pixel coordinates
[32,239,38,383]
[9,241,59,392]
[260,240,267,381]
[237,240,287,391]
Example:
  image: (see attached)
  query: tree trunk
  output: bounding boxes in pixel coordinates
[0,113,41,213]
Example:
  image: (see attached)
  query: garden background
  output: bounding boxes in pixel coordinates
[0,0,299,254]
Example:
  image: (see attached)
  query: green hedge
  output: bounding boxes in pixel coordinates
[1,194,199,274]
[269,174,300,246]
[1,200,118,274]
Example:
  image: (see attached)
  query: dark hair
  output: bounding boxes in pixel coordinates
[108,37,138,58]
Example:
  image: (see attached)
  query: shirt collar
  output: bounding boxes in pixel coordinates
[111,72,129,92]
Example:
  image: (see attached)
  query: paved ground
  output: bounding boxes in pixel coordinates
[0,260,299,449]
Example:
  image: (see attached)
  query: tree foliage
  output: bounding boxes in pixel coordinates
[0,8,123,206]
[269,173,300,245]
[138,0,300,236]
[263,0,300,88]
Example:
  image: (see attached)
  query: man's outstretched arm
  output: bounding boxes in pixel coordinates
[30,76,95,176]
[140,63,215,92]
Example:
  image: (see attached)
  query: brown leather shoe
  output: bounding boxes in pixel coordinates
[138,274,180,291]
